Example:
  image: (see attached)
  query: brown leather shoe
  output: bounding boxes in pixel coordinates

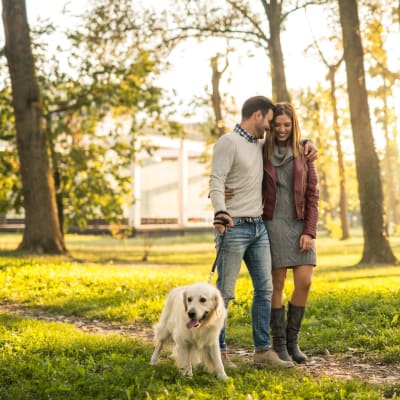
[254,349,294,367]
[221,352,238,369]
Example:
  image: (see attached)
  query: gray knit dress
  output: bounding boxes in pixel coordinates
[264,146,316,269]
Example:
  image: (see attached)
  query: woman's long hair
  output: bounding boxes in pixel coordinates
[263,102,302,161]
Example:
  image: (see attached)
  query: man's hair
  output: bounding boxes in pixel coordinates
[241,96,274,119]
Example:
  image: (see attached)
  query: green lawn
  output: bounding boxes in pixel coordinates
[0,232,399,399]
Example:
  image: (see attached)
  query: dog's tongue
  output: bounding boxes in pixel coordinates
[186,319,199,329]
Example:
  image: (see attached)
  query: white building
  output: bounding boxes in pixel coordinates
[129,131,213,229]
[0,123,215,232]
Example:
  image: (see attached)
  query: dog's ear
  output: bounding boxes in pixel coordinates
[183,291,188,311]
[213,292,225,318]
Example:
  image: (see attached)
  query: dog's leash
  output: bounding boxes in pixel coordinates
[207,217,229,284]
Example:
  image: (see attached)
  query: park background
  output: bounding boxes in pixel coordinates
[1,0,400,251]
[0,1,400,399]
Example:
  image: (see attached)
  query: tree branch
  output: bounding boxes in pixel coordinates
[157,26,267,50]
[304,5,343,70]
[226,0,269,43]
[282,1,330,23]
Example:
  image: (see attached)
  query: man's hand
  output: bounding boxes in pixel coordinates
[304,141,318,162]
[213,212,234,233]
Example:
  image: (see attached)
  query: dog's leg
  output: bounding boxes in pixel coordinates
[150,341,163,365]
[200,347,216,373]
[150,322,172,365]
[175,342,193,377]
[207,343,228,381]
[150,332,170,365]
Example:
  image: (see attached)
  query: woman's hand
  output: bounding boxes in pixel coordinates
[299,234,314,252]
[225,187,234,201]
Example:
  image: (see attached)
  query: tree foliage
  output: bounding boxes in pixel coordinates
[298,85,357,237]
[0,0,164,233]
[0,84,22,216]
[152,0,321,101]
[2,0,66,253]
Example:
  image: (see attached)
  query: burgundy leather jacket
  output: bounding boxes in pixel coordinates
[262,157,319,238]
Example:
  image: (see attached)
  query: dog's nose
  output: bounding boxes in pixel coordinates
[188,309,196,319]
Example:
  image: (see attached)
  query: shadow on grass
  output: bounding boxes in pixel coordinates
[321,272,400,284]
[70,254,215,266]
[0,249,32,259]
[0,282,180,326]
[319,262,400,274]
[0,248,216,267]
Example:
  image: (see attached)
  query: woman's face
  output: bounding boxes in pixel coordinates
[273,114,292,146]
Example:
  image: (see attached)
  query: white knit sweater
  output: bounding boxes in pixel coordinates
[209,130,264,218]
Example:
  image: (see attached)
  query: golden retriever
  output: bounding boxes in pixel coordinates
[150,282,228,381]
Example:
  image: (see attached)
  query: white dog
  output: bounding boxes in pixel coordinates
[150,282,228,381]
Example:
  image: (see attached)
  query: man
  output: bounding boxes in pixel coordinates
[209,96,316,368]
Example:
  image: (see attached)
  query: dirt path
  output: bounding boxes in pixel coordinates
[1,303,399,386]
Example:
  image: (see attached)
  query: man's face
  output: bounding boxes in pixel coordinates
[254,109,273,139]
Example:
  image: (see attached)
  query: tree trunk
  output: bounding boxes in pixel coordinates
[381,77,399,229]
[312,101,333,232]
[263,0,290,102]
[337,0,396,264]
[328,67,350,240]
[46,114,65,236]
[210,54,227,137]
[2,0,67,254]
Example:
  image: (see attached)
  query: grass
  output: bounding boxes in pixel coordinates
[0,316,388,400]
[0,231,399,399]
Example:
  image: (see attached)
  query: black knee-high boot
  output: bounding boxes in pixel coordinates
[286,303,308,364]
[270,306,293,362]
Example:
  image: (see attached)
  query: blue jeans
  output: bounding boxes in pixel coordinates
[214,218,272,353]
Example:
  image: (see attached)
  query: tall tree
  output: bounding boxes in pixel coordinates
[160,0,314,101]
[264,0,290,101]
[1,1,164,235]
[2,0,66,253]
[210,52,229,137]
[326,62,351,240]
[337,0,396,264]
[308,40,350,238]
[299,92,334,233]
[305,4,350,239]
[363,2,399,230]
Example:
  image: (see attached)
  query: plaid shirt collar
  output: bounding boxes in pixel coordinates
[234,123,257,143]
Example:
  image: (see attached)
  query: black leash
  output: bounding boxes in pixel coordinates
[207,217,229,284]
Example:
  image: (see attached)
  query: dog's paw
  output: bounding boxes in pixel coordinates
[217,373,229,382]
[181,368,193,378]
[149,355,159,365]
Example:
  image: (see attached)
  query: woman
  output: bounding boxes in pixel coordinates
[262,102,319,364]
